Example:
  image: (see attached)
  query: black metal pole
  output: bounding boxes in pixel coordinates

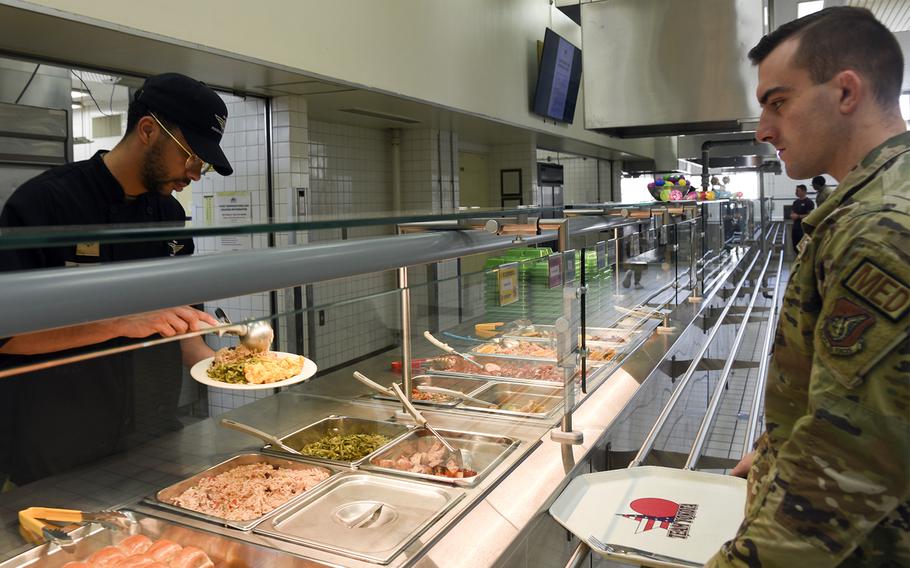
[580,247,587,394]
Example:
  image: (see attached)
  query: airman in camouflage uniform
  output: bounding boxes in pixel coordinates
[707,7,909,567]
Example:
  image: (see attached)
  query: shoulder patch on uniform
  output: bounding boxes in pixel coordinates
[822,298,875,356]
[843,259,910,321]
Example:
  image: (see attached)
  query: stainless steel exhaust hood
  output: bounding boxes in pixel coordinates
[581,0,764,138]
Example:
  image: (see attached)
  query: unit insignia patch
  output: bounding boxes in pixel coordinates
[822,297,876,356]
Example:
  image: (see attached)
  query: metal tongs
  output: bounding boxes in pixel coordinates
[390,383,470,470]
[352,371,396,397]
[213,307,274,352]
[351,371,470,470]
[423,331,484,369]
[19,507,135,546]
[220,418,302,455]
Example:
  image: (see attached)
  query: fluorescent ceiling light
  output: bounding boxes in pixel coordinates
[797,1,824,18]
[71,89,88,99]
[71,102,82,109]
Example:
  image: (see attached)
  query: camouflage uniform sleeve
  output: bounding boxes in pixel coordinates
[707,211,910,567]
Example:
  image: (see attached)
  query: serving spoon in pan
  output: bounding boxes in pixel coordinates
[220,418,302,455]
[423,331,485,369]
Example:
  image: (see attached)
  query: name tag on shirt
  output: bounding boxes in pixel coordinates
[75,242,100,257]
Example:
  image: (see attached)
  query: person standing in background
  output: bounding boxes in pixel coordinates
[813,175,832,206]
[789,183,814,252]
[708,6,909,567]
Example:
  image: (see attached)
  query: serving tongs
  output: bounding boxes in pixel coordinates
[352,371,471,470]
[423,330,484,369]
[352,371,395,397]
[220,418,302,455]
[390,383,472,471]
[415,385,498,408]
[19,507,135,546]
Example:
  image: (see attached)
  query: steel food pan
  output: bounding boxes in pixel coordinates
[371,374,489,408]
[459,383,563,418]
[254,472,463,565]
[0,510,303,568]
[468,339,616,366]
[148,452,339,531]
[504,324,638,345]
[263,415,414,467]
[363,428,519,487]
[426,354,589,388]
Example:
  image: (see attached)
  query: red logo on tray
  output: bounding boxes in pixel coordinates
[618,498,698,539]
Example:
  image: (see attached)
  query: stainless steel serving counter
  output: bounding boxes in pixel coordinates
[0,250,746,568]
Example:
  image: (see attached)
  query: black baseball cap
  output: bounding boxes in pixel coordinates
[134,73,233,176]
[811,175,826,187]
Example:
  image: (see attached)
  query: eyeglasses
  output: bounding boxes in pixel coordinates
[149,112,214,176]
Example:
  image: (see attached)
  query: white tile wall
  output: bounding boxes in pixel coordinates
[191,94,274,416]
[185,98,466,414]
[400,128,459,211]
[307,120,399,370]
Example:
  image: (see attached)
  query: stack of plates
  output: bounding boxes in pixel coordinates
[483,248,552,322]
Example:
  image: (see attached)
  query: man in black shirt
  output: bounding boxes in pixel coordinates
[789,183,814,252]
[0,73,233,486]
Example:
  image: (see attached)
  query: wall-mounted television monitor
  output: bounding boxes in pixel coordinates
[532,28,582,124]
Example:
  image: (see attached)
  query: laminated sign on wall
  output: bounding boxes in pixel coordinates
[215,192,252,251]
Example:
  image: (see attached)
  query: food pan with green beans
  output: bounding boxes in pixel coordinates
[263,415,413,467]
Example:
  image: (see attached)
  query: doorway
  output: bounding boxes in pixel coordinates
[458,151,491,208]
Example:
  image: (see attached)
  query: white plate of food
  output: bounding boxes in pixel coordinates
[190,346,318,390]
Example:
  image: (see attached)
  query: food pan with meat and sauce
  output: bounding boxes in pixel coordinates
[362,429,519,487]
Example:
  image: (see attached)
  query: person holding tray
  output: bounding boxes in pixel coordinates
[708,7,909,567]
